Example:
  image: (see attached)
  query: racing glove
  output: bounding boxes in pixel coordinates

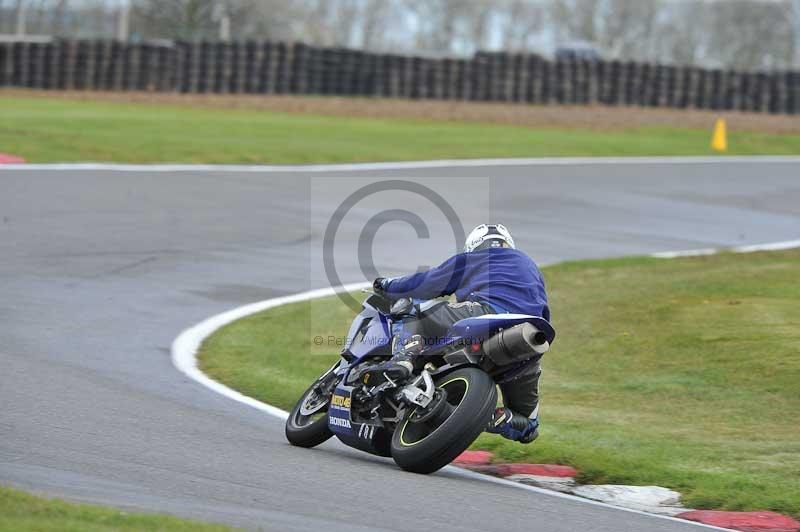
[373,277,388,293]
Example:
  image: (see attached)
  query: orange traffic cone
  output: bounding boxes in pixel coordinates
[711,119,727,152]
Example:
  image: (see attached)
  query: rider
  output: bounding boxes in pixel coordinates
[372,224,548,444]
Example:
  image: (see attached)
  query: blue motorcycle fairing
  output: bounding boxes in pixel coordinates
[398,314,556,356]
[328,381,392,457]
[449,314,556,345]
[342,305,392,361]
[343,299,555,361]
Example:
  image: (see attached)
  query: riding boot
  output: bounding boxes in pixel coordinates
[359,334,424,386]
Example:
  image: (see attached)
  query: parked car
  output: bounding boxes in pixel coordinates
[555,41,603,61]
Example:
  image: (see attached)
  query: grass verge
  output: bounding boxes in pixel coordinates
[2,93,800,163]
[199,249,800,517]
[0,485,232,531]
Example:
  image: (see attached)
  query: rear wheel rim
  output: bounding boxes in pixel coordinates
[398,377,469,447]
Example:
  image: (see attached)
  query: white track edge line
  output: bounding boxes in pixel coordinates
[651,239,800,258]
[4,155,800,172]
[171,281,371,421]
[171,281,737,530]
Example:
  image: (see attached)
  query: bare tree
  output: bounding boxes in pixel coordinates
[550,0,662,61]
[550,0,603,43]
[498,0,545,52]
[29,0,49,35]
[404,0,456,52]
[602,0,660,61]
[403,0,490,54]
[50,0,70,37]
[292,0,336,45]
[14,0,26,35]
[652,0,710,67]
[332,0,363,46]
[790,0,800,67]
[460,0,494,51]
[707,0,794,70]
[360,0,394,50]
[131,0,217,40]
[229,0,299,41]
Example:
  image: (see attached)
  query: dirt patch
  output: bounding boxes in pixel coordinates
[4,88,800,135]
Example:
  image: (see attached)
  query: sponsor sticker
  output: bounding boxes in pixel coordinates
[358,424,376,439]
[329,416,352,429]
[330,394,351,410]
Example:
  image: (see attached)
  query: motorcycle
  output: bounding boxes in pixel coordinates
[285,290,556,474]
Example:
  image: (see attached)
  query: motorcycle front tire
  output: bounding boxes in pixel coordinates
[285,379,334,448]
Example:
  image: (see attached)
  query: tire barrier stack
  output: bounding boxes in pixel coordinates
[1,39,798,114]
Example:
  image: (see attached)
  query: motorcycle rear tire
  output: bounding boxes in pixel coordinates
[390,367,496,474]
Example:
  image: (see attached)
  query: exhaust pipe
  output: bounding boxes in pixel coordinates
[482,323,549,367]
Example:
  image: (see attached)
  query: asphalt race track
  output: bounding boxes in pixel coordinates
[2,159,799,531]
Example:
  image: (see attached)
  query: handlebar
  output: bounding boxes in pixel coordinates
[362,287,390,301]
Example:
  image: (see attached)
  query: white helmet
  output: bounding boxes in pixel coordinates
[464,224,515,253]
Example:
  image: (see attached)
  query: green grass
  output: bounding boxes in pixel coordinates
[199,249,800,517]
[0,486,232,531]
[2,96,800,163]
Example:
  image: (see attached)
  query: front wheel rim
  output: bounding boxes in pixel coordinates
[299,387,328,417]
[293,380,333,427]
